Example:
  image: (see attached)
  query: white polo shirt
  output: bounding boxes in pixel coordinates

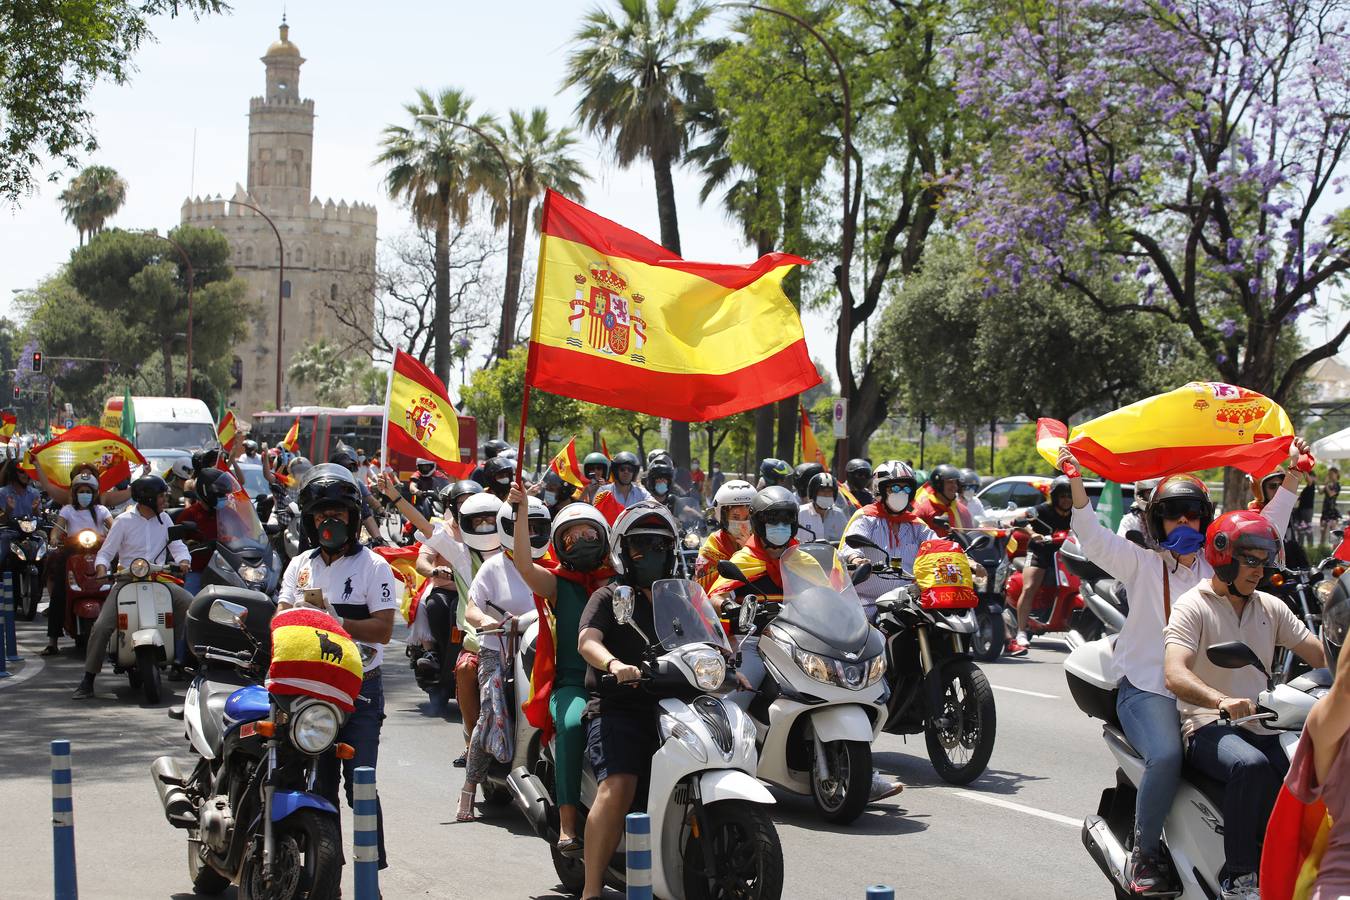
[278,547,399,673]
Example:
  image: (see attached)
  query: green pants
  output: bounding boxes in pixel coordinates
[550,681,588,807]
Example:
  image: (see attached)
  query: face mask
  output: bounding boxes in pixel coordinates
[885,491,911,513]
[728,520,752,543]
[75,491,93,509]
[654,481,669,496]
[542,490,559,506]
[764,523,794,547]
[495,476,511,486]
[629,552,668,588]
[1159,524,1205,555]
[814,495,834,511]
[562,538,607,572]
[317,516,349,552]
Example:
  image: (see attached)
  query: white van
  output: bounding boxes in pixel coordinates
[101,396,218,452]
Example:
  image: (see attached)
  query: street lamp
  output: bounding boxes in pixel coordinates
[227,199,286,408]
[716,2,855,467]
[133,229,196,398]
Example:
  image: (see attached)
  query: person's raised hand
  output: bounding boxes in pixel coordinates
[507,482,526,507]
[1056,446,1082,479]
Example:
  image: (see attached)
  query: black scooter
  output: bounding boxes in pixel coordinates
[3,513,50,620]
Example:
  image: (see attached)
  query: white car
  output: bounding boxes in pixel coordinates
[975,475,1135,525]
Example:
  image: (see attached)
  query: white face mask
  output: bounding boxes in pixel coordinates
[728,520,752,543]
[814,494,834,511]
[885,491,911,514]
[75,491,94,509]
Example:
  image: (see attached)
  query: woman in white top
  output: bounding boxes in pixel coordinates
[43,469,113,656]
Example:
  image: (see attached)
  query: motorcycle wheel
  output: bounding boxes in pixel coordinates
[137,646,162,704]
[188,840,230,896]
[17,569,38,620]
[970,605,1005,663]
[682,801,784,900]
[924,659,997,786]
[239,809,342,900]
[809,739,872,824]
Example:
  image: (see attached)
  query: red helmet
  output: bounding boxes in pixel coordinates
[1204,510,1282,583]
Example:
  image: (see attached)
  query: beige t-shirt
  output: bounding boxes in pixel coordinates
[1163,582,1310,740]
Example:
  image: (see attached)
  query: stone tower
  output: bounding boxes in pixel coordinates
[181,19,377,419]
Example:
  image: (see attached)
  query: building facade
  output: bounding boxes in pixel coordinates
[181,20,376,418]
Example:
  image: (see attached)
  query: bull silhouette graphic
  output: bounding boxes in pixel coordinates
[315,630,344,664]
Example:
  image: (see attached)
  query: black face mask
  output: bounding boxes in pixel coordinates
[628,552,668,589]
[561,537,607,573]
[317,516,349,552]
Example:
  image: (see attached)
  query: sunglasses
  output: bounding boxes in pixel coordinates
[885,484,912,495]
[627,534,673,554]
[1235,552,1271,569]
[463,513,497,534]
[1159,498,1206,522]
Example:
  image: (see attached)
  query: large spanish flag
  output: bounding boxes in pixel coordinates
[385,349,468,477]
[526,191,820,421]
[548,436,586,490]
[24,425,144,491]
[1035,382,1296,482]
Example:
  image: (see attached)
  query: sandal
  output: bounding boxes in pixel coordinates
[452,750,467,768]
[455,788,476,822]
[556,836,583,859]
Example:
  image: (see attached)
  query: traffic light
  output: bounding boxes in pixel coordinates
[31,351,41,373]
[11,385,18,400]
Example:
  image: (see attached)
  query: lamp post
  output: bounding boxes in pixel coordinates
[227,198,286,408]
[134,230,195,398]
[717,2,855,468]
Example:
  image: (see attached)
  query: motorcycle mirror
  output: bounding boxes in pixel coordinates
[843,534,883,553]
[1206,641,1268,676]
[612,585,635,626]
[208,599,248,630]
[716,560,749,583]
[966,534,992,552]
[738,597,759,632]
[850,561,874,585]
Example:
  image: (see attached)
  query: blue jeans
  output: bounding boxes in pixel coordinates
[1187,722,1288,879]
[319,670,388,869]
[1116,678,1183,856]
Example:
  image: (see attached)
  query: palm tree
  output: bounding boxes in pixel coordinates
[489,108,588,362]
[58,165,128,246]
[376,88,497,384]
[564,0,713,465]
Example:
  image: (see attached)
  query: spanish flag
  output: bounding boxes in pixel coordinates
[217,411,238,454]
[913,540,978,609]
[548,436,587,490]
[372,543,427,624]
[280,418,301,453]
[1035,382,1296,482]
[0,412,16,441]
[385,349,467,477]
[267,606,364,712]
[24,425,144,491]
[800,403,826,467]
[526,191,820,421]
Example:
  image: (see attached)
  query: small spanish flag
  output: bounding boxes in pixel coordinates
[217,411,238,454]
[386,349,468,477]
[24,425,144,491]
[799,403,826,467]
[0,412,16,441]
[548,436,587,490]
[267,606,364,712]
[280,418,301,453]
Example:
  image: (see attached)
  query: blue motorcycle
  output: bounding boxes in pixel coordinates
[151,588,346,899]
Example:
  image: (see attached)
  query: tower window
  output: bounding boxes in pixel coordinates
[230,357,243,390]
[282,280,292,299]
[278,82,288,90]
[330,283,338,302]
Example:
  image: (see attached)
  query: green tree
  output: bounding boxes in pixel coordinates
[563,0,715,468]
[288,341,384,408]
[461,346,584,468]
[58,165,127,246]
[490,108,588,362]
[376,88,497,385]
[0,0,224,201]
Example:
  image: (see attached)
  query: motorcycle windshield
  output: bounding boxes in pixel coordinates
[652,579,730,652]
[777,547,870,649]
[214,474,269,553]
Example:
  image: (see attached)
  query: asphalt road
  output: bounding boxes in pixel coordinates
[0,617,1115,900]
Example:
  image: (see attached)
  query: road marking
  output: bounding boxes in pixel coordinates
[989,683,1059,700]
[0,645,46,689]
[950,790,1079,828]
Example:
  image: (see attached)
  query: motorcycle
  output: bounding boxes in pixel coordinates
[152,590,347,899]
[187,475,283,597]
[60,528,110,651]
[1267,554,1344,682]
[4,513,49,620]
[846,533,999,785]
[106,553,188,704]
[268,491,304,570]
[670,494,708,578]
[997,512,1086,649]
[718,545,887,824]
[508,578,783,900]
[1067,636,1323,899]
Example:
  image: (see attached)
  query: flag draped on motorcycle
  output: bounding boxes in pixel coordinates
[267,606,364,712]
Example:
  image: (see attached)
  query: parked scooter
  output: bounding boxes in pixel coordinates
[846,533,998,785]
[718,545,887,824]
[1066,636,1324,899]
[60,528,109,651]
[1059,534,1129,646]
[508,579,784,900]
[152,592,347,899]
[5,513,49,620]
[106,551,191,704]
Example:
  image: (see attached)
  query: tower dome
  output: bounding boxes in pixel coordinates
[265,21,302,59]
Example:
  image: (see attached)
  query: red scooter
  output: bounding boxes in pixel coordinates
[60,529,109,651]
[997,514,1084,649]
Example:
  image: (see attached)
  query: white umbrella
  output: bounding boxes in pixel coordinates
[1312,424,1350,460]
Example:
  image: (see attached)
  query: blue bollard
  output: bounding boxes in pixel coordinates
[51,740,78,899]
[625,812,652,900]
[3,571,19,662]
[866,887,895,899]
[353,766,379,900]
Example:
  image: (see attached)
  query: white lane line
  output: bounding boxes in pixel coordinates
[950,790,1079,828]
[0,644,46,689]
[989,683,1059,700]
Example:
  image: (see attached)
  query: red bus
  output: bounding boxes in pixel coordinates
[249,405,478,477]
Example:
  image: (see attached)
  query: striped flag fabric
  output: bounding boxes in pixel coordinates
[280,418,301,453]
[385,349,469,477]
[799,403,826,467]
[267,607,364,712]
[548,436,587,490]
[24,425,144,491]
[217,411,239,454]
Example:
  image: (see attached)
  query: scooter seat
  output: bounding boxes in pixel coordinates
[1181,762,1228,811]
[195,671,254,754]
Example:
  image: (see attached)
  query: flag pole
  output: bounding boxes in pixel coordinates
[380,352,396,477]
[515,383,532,483]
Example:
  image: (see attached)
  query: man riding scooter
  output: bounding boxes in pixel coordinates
[1006,475,1076,657]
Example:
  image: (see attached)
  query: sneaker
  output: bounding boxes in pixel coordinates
[868,772,904,802]
[1016,630,1030,646]
[1125,847,1166,894]
[73,679,94,700]
[1220,872,1258,900]
[415,652,440,677]
[1006,637,1029,657]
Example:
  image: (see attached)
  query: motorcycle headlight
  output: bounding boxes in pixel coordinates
[792,646,834,685]
[76,530,98,549]
[658,712,708,763]
[11,546,25,561]
[865,654,886,686]
[684,648,726,692]
[129,558,151,579]
[732,702,758,748]
[239,565,267,586]
[1316,580,1337,608]
[683,532,700,550]
[290,702,341,755]
[19,520,35,533]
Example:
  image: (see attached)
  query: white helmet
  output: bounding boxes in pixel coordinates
[457,492,504,553]
[609,500,679,577]
[1133,478,1161,501]
[498,495,551,559]
[713,479,756,529]
[551,503,611,570]
[166,459,193,482]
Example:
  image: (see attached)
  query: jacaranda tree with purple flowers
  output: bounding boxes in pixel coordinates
[952,0,1350,409]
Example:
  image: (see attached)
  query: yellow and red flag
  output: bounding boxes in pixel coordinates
[217,411,238,454]
[548,436,587,490]
[526,191,820,421]
[1035,382,1296,482]
[0,412,16,441]
[280,418,301,453]
[266,607,364,712]
[799,403,826,467]
[601,436,611,459]
[372,543,427,624]
[913,539,978,609]
[24,425,144,491]
[385,349,469,477]
[1260,785,1331,900]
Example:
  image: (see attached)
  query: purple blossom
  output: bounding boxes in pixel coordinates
[1219,318,1238,338]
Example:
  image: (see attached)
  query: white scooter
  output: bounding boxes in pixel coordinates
[1066,636,1324,898]
[718,545,887,824]
[508,579,784,900]
[108,557,182,704]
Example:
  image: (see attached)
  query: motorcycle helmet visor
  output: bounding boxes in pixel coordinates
[757,508,797,527]
[558,521,603,551]
[527,517,551,549]
[1158,497,1207,523]
[627,533,675,555]
[463,512,498,535]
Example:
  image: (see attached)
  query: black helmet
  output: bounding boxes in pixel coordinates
[807,471,838,502]
[191,445,223,474]
[297,463,363,553]
[611,451,640,481]
[130,474,169,508]
[1145,474,1214,545]
[483,456,515,485]
[929,464,962,491]
[759,458,792,487]
[844,458,872,488]
[750,485,799,547]
[645,459,675,491]
[1322,570,1350,675]
[329,447,359,470]
[481,439,510,460]
[441,479,483,515]
[794,462,825,500]
[959,468,981,492]
[1049,475,1072,501]
[243,439,259,454]
[582,451,610,481]
[195,468,237,507]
